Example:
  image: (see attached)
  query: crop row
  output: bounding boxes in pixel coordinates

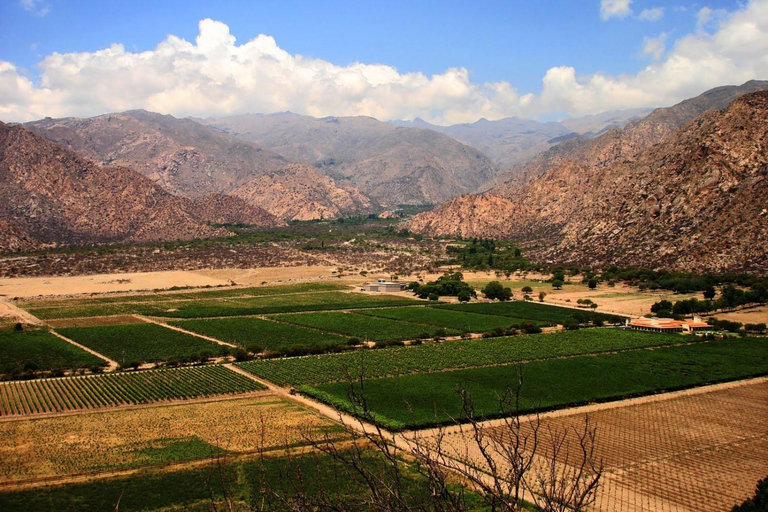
[26,291,421,320]
[236,328,689,386]
[357,306,541,332]
[0,328,104,376]
[431,301,624,325]
[0,365,264,417]
[269,311,459,341]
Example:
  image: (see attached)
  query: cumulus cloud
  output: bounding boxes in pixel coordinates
[696,6,729,33]
[601,0,633,20]
[643,33,668,59]
[1,0,768,124]
[638,7,665,21]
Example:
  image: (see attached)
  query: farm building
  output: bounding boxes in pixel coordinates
[361,280,407,292]
[627,317,711,333]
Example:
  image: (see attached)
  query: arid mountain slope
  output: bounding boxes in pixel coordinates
[491,80,768,193]
[24,110,288,198]
[191,195,282,227]
[407,91,768,272]
[232,163,374,221]
[205,113,498,205]
[0,122,235,251]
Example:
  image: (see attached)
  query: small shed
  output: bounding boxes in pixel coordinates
[362,279,407,292]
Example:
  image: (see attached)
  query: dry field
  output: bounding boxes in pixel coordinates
[423,378,768,512]
[0,394,342,483]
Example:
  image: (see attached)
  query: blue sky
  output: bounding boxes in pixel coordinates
[0,0,764,123]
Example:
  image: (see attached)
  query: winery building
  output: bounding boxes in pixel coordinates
[361,280,407,292]
[627,317,711,333]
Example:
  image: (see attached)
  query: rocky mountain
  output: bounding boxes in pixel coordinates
[191,195,282,227]
[0,122,244,252]
[231,163,374,221]
[204,112,498,205]
[24,110,288,199]
[406,90,768,273]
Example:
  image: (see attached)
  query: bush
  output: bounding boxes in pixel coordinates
[347,337,362,346]
[234,348,250,362]
[428,293,439,301]
[246,344,264,355]
[457,290,472,302]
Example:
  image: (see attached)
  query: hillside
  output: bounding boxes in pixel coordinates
[406,91,768,273]
[24,110,288,199]
[231,163,375,221]
[205,113,498,205]
[490,80,768,193]
[0,122,235,251]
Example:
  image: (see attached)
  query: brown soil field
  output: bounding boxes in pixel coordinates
[709,304,768,324]
[426,379,768,512]
[46,315,146,328]
[0,394,342,483]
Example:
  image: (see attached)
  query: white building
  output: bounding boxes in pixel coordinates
[361,279,407,292]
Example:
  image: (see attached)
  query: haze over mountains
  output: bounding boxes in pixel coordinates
[203,113,499,205]
[392,108,651,168]
[407,82,768,273]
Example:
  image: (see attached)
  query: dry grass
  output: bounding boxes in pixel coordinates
[0,395,342,482]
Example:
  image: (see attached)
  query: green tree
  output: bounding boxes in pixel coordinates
[482,281,512,301]
[552,279,564,290]
[588,278,598,289]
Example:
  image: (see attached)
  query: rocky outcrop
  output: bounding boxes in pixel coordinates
[231,163,375,221]
[24,110,288,199]
[205,113,498,205]
[406,90,768,273]
[0,122,234,252]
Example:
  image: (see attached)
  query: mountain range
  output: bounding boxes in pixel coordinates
[406,82,768,273]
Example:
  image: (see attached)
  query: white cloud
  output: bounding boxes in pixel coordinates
[638,7,665,21]
[20,0,50,17]
[643,33,668,59]
[696,6,729,33]
[1,0,768,124]
[601,0,633,20]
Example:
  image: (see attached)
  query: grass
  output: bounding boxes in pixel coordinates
[57,323,224,363]
[0,328,104,375]
[236,328,693,387]
[172,317,350,352]
[432,300,622,325]
[270,311,457,341]
[358,306,531,332]
[301,337,768,430]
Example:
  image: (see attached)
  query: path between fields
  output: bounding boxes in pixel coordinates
[0,298,44,326]
[135,315,238,348]
[48,329,119,372]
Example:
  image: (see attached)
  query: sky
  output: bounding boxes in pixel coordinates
[0,0,766,124]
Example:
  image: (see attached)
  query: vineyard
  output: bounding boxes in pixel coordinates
[172,317,350,352]
[432,301,623,325]
[57,323,226,364]
[270,311,459,341]
[236,329,692,386]
[0,365,264,416]
[0,328,104,376]
[357,306,538,331]
[300,337,768,429]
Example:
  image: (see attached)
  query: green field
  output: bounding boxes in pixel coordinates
[0,328,104,375]
[358,306,531,332]
[57,323,224,364]
[236,328,691,387]
[301,337,768,429]
[0,365,264,416]
[172,317,350,353]
[432,300,622,325]
[270,311,457,341]
[0,448,481,512]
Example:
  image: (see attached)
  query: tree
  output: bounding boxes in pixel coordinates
[588,278,598,290]
[703,285,716,300]
[482,281,512,301]
[539,291,547,302]
[552,280,564,290]
[521,286,533,294]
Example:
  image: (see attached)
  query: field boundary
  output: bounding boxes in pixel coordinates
[136,315,238,348]
[49,329,118,371]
